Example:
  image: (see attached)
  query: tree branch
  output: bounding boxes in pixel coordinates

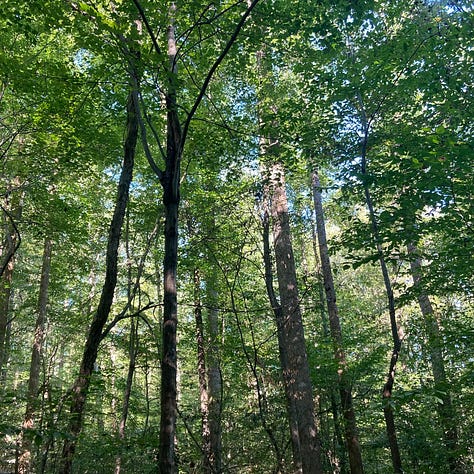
[181,0,261,146]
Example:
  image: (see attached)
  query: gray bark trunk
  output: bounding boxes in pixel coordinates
[193,268,211,472]
[206,277,222,473]
[312,170,364,474]
[408,243,460,473]
[18,238,53,474]
[267,161,323,474]
[262,203,302,471]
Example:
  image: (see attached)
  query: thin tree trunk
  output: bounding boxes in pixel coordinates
[357,90,403,472]
[158,15,181,473]
[311,222,347,473]
[408,243,460,473]
[312,170,364,474]
[267,161,323,474]
[60,85,138,473]
[193,268,211,472]
[17,238,53,474]
[0,249,14,385]
[363,177,403,473]
[0,180,21,386]
[362,176,402,473]
[115,317,138,474]
[206,278,222,473]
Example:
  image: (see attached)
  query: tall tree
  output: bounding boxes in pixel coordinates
[408,242,460,473]
[130,2,260,470]
[264,159,323,473]
[312,169,364,474]
[17,238,52,474]
[60,85,139,473]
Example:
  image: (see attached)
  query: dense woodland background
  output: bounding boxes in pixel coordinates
[0,0,473,473]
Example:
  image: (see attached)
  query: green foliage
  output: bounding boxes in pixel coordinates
[0,1,472,473]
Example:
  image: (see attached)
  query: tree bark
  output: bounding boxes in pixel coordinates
[311,222,347,473]
[193,268,211,472]
[129,3,260,470]
[266,160,323,474]
[114,317,138,474]
[0,180,21,386]
[206,277,222,473]
[362,177,402,473]
[357,90,403,472]
[262,205,302,471]
[158,15,182,473]
[312,170,364,474]
[60,86,138,473]
[17,238,52,474]
[408,243,460,473]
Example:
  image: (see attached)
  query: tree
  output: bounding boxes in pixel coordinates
[17,238,52,473]
[312,169,364,474]
[60,85,139,473]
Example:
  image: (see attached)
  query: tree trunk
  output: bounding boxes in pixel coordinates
[206,278,222,473]
[115,317,138,474]
[158,16,182,473]
[311,222,347,473]
[60,86,138,473]
[408,243,460,473]
[357,90,403,472]
[362,177,402,474]
[17,238,53,474]
[312,170,364,474]
[262,205,302,471]
[0,180,21,386]
[0,249,14,386]
[267,160,323,474]
[193,268,211,472]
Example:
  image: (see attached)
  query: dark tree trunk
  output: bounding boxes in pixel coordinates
[129,4,260,471]
[18,238,53,474]
[362,174,403,473]
[312,170,364,474]
[60,87,138,473]
[158,20,181,468]
[0,179,21,386]
[356,89,403,472]
[408,243,460,473]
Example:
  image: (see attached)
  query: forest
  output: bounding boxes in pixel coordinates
[0,0,472,473]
